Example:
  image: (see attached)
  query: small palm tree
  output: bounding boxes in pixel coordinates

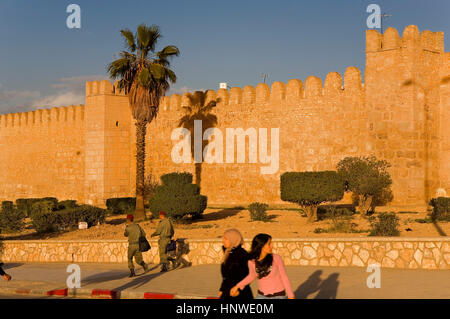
[107,24,179,221]
[178,91,219,188]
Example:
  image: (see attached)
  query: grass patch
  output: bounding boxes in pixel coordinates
[414,218,434,224]
[397,211,421,214]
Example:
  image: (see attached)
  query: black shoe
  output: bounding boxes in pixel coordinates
[129,269,136,277]
[142,263,148,273]
[160,264,169,272]
[172,262,180,270]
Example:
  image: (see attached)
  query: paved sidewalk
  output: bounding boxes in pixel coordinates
[0,262,449,299]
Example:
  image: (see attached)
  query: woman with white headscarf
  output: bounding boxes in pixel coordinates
[219,229,253,299]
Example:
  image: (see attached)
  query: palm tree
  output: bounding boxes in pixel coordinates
[107,24,179,221]
[178,91,219,188]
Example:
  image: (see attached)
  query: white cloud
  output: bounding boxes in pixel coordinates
[0,89,41,114]
[168,85,206,95]
[0,75,109,113]
[31,91,85,108]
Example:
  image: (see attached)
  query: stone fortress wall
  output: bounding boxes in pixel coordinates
[0,25,449,208]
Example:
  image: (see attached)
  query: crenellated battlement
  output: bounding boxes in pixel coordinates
[366,25,444,53]
[159,66,363,110]
[85,80,125,96]
[0,104,85,129]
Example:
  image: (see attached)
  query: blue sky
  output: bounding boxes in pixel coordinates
[0,0,449,114]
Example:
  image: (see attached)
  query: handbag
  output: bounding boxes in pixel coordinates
[166,239,176,252]
[138,226,151,252]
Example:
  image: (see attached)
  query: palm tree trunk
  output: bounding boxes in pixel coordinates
[195,163,202,189]
[135,120,147,221]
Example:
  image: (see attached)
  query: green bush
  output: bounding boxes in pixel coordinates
[248,202,269,222]
[1,201,14,211]
[30,200,56,216]
[16,198,59,217]
[16,198,41,217]
[160,172,193,186]
[368,212,400,236]
[429,197,450,221]
[31,204,106,233]
[149,172,207,220]
[57,200,78,210]
[317,206,355,221]
[59,205,107,229]
[106,197,136,215]
[337,156,393,215]
[280,171,344,222]
[31,211,59,233]
[0,202,26,234]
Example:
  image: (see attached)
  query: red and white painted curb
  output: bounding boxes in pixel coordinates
[0,286,218,299]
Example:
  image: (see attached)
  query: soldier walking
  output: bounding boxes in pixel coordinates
[151,211,174,272]
[124,214,148,277]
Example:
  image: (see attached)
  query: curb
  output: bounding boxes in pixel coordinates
[0,286,217,299]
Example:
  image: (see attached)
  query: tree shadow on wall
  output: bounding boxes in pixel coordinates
[294,270,340,299]
[178,91,221,190]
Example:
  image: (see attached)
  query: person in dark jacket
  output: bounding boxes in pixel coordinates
[219,229,253,299]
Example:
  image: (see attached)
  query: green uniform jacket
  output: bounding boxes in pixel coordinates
[151,218,174,238]
[124,222,145,244]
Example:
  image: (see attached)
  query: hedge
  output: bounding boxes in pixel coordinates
[0,202,26,234]
[105,197,136,215]
[16,197,59,217]
[429,197,450,221]
[280,171,344,221]
[31,205,106,233]
[149,172,207,219]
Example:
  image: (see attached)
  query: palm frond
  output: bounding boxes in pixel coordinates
[120,29,136,52]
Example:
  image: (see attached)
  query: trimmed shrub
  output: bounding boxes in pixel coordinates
[31,204,106,233]
[280,171,344,222]
[16,198,59,217]
[106,197,136,215]
[1,201,14,211]
[160,172,193,186]
[0,202,26,234]
[57,200,78,210]
[429,197,450,221]
[337,156,393,215]
[149,172,207,219]
[368,212,400,236]
[31,211,59,233]
[30,200,56,216]
[248,202,269,222]
[58,205,107,229]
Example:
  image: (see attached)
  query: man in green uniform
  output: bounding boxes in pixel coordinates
[124,214,148,277]
[151,211,174,272]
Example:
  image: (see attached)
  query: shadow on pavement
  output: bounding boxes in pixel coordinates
[294,270,340,299]
[112,269,166,291]
[2,263,24,270]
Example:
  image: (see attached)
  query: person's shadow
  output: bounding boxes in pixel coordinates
[315,273,339,299]
[294,270,340,299]
[294,270,323,299]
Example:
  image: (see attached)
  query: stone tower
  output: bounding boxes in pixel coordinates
[365,25,448,206]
